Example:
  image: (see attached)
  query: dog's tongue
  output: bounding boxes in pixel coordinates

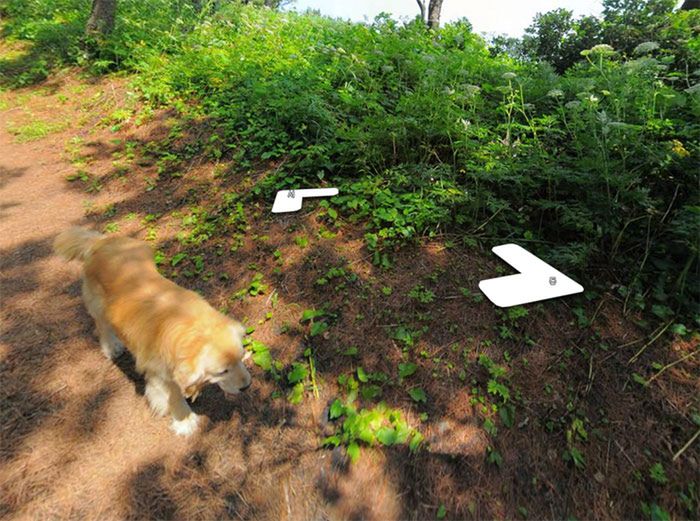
[223,392,238,401]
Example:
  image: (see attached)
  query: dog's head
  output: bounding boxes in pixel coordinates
[173,318,252,401]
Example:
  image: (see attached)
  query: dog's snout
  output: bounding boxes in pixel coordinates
[239,382,251,392]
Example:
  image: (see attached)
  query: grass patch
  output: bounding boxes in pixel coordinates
[7,119,68,142]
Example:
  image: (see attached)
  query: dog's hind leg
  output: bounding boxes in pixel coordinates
[94,318,124,359]
[82,279,124,359]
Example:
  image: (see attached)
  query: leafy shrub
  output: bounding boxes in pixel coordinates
[3,2,698,320]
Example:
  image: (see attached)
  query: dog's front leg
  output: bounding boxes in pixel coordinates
[166,380,200,437]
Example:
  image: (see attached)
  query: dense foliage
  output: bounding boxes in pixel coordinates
[516,0,699,73]
[2,1,698,321]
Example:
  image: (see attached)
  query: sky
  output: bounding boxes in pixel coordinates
[284,1,604,37]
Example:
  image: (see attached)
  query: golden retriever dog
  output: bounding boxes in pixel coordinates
[54,227,252,436]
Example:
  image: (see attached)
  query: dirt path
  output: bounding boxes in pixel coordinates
[0,72,406,521]
[0,75,207,519]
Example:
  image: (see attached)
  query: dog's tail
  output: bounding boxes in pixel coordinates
[53,227,103,262]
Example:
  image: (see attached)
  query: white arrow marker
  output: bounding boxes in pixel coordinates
[271,188,339,213]
[478,244,583,307]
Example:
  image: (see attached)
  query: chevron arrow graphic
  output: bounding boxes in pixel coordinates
[478,244,584,307]
[271,188,339,213]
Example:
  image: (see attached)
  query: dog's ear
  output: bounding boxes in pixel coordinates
[230,322,246,344]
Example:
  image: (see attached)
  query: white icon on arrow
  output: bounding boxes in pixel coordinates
[271,188,339,213]
[478,244,583,307]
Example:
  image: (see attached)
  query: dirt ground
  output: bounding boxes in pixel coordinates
[1,69,698,521]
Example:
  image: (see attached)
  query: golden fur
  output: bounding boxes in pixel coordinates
[54,227,252,436]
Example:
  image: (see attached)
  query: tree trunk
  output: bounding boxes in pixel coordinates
[427,0,443,29]
[680,0,699,9]
[86,0,117,37]
[416,0,426,22]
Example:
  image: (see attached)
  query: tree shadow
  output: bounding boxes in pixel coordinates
[0,166,27,190]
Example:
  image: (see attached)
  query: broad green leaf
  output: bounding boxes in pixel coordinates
[310,321,329,337]
[360,384,382,400]
[409,431,424,452]
[357,367,368,382]
[398,362,417,378]
[347,442,360,463]
[499,404,515,428]
[171,252,187,266]
[376,427,397,446]
[408,387,427,403]
[287,382,304,404]
[252,349,272,371]
[287,362,309,384]
[301,308,325,322]
[329,399,345,419]
[322,435,341,447]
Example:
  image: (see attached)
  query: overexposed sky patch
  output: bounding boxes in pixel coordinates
[285,0,603,37]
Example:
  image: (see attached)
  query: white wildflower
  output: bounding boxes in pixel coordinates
[633,41,660,55]
[590,44,615,55]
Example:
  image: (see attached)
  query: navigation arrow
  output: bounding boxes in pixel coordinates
[478,244,583,307]
[271,188,339,213]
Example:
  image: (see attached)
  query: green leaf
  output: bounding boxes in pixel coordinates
[360,384,382,400]
[322,435,341,447]
[487,380,511,402]
[483,418,498,436]
[408,387,427,403]
[287,382,304,404]
[287,362,309,384]
[310,321,329,337]
[564,447,586,468]
[499,404,515,428]
[301,308,325,322]
[357,367,369,383]
[437,504,447,519]
[343,346,359,356]
[409,431,424,452]
[632,373,648,386]
[650,503,670,521]
[329,399,345,420]
[171,252,187,266]
[670,323,687,335]
[347,442,360,463]
[252,350,272,371]
[376,427,397,446]
[398,362,418,378]
[487,448,503,467]
[649,463,668,485]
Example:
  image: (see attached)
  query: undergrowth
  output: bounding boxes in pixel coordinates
[2,3,698,318]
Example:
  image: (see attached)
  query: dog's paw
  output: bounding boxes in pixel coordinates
[171,413,200,437]
[145,381,170,417]
[100,339,125,360]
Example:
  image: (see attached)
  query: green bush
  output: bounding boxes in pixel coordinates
[3,2,698,319]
